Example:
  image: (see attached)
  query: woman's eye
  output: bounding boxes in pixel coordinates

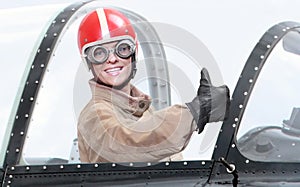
[94,49,105,57]
[118,45,130,53]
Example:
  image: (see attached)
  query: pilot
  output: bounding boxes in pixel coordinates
[77,8,230,163]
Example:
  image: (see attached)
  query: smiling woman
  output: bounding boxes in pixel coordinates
[88,41,135,91]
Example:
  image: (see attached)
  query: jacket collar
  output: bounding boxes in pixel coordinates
[89,80,152,116]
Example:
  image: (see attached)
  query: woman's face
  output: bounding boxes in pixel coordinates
[90,41,133,88]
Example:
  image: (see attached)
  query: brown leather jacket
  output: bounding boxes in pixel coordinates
[77,80,196,163]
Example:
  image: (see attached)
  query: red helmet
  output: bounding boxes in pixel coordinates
[78,8,137,67]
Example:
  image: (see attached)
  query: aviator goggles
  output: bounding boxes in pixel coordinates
[85,39,136,64]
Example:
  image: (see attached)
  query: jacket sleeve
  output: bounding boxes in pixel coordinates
[77,102,196,163]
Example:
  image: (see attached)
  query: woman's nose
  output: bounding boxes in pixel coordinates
[107,52,117,64]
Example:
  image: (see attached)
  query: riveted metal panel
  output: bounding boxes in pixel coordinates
[3,161,213,186]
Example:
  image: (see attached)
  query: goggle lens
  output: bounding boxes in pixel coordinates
[117,42,133,58]
[92,47,108,63]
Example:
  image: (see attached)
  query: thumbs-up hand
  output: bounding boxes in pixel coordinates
[186,68,230,134]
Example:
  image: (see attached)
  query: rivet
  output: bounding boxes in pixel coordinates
[282,28,286,32]
[245,160,250,164]
[202,161,206,165]
[26,166,30,171]
[267,45,271,49]
[183,162,188,166]
[61,19,66,23]
[15,115,19,119]
[239,104,243,109]
[9,175,13,179]
[94,164,99,168]
[44,34,47,38]
[249,79,253,83]
[20,98,23,102]
[8,181,11,184]
[30,97,34,101]
[234,118,238,122]
[43,166,47,170]
[20,132,24,136]
[232,124,236,128]
[35,80,39,84]
[41,64,45,68]
[60,165,64,169]
[286,27,290,30]
[147,163,151,166]
[71,8,76,11]
[11,167,15,171]
[277,155,281,158]
[37,49,40,53]
[53,33,58,37]
[77,165,81,169]
[6,150,9,154]
[16,148,20,153]
[244,92,248,96]
[25,114,29,118]
[112,163,116,167]
[292,143,296,146]
[52,20,56,24]
[31,65,34,69]
[26,81,29,85]
[274,35,278,39]
[231,144,236,148]
[254,67,258,71]
[260,55,264,59]
[214,145,218,149]
[46,48,51,52]
[165,162,169,166]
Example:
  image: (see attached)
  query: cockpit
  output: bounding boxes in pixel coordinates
[2,1,300,186]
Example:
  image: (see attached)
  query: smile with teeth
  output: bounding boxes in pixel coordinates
[105,67,123,75]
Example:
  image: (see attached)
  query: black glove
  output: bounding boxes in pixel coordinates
[186,68,230,133]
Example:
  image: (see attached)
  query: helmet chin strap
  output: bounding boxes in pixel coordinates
[91,54,137,90]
